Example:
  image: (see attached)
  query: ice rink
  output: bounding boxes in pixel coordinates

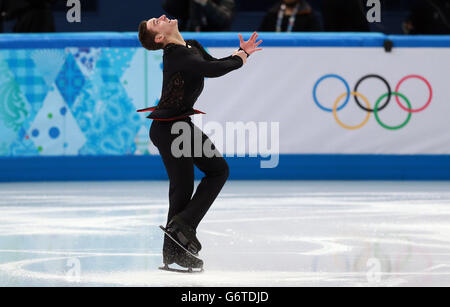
[1,180,450,287]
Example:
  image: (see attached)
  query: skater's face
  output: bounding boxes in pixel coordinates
[146,15,178,45]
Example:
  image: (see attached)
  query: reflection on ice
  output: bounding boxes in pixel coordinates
[1,181,450,286]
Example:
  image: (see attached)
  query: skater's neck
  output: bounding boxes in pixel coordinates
[165,33,186,47]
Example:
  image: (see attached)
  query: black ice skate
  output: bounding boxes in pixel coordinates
[162,234,179,265]
[159,226,204,273]
[159,252,204,273]
[165,215,202,255]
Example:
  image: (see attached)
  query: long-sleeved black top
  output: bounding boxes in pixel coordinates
[146,40,243,120]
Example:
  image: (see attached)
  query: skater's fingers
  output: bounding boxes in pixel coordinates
[252,32,259,42]
[239,33,244,44]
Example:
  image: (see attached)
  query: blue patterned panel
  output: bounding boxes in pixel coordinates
[55,53,86,108]
[0,57,34,156]
[0,46,148,157]
[31,49,67,87]
[3,50,48,115]
[102,48,136,79]
[70,50,142,155]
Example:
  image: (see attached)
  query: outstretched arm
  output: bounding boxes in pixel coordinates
[189,32,263,62]
[178,49,246,78]
[187,40,222,61]
[178,33,263,78]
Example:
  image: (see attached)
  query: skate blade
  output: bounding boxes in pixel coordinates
[159,265,204,274]
[159,225,200,259]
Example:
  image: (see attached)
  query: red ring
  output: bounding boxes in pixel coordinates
[395,75,433,113]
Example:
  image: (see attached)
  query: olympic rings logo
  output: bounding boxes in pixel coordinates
[312,74,433,130]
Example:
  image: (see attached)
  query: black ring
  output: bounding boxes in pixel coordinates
[353,74,392,112]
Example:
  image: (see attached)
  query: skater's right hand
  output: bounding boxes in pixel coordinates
[239,32,263,56]
[232,50,247,65]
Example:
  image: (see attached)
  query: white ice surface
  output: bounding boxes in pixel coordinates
[1,180,450,287]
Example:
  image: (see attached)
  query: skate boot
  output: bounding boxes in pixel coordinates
[162,235,180,265]
[160,235,204,273]
[166,215,202,255]
[173,249,204,272]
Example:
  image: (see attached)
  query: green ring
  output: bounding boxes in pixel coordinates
[374,92,412,130]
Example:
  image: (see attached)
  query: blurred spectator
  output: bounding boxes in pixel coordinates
[162,0,235,32]
[3,0,55,33]
[403,0,450,34]
[321,0,370,32]
[0,0,4,32]
[259,0,321,32]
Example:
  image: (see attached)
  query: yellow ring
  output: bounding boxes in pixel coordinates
[332,92,371,130]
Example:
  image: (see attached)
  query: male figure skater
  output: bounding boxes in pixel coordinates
[138,15,262,271]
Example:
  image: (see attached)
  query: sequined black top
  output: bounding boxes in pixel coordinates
[147,39,243,120]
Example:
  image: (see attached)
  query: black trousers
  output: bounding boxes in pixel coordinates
[150,117,229,231]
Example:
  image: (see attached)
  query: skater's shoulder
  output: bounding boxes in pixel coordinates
[185,39,202,49]
[164,41,198,58]
[163,43,180,56]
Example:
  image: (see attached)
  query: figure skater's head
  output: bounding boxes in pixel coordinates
[139,15,179,50]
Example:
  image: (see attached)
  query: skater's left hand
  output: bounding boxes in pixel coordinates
[239,32,263,56]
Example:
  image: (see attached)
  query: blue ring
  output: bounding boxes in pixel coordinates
[313,74,350,112]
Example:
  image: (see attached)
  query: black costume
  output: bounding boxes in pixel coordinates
[139,40,243,268]
[147,40,243,121]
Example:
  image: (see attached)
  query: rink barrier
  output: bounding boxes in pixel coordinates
[1,32,450,48]
[1,33,450,181]
[1,155,450,182]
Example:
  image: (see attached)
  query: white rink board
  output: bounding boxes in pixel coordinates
[193,47,450,155]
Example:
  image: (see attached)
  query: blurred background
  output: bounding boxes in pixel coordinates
[0,0,449,34]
